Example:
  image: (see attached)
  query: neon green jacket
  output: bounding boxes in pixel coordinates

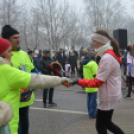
[0,58,31,134]
[11,50,35,108]
[83,60,98,93]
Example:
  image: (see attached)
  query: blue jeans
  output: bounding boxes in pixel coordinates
[18,106,29,134]
[87,92,97,118]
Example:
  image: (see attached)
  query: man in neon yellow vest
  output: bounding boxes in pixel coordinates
[1,25,35,134]
[82,51,98,118]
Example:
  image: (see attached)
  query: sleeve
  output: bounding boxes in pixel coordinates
[1,65,31,89]
[96,57,113,82]
[77,78,104,88]
[128,63,132,74]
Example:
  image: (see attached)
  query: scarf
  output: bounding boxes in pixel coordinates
[95,41,113,57]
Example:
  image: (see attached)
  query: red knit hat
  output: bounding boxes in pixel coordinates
[0,38,11,55]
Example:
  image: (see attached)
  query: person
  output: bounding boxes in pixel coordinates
[65,60,71,78]
[33,50,39,69]
[37,49,57,108]
[71,30,125,134]
[27,50,34,63]
[38,50,43,59]
[82,51,98,118]
[56,48,66,70]
[0,101,13,134]
[80,46,83,58]
[71,46,78,59]
[125,45,134,98]
[0,38,71,134]
[1,25,36,134]
[70,46,78,70]
[68,50,77,76]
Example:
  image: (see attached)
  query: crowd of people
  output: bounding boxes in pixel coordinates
[0,25,127,134]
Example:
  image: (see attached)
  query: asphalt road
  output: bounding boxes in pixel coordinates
[29,77,89,134]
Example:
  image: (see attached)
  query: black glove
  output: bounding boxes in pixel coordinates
[72,79,78,85]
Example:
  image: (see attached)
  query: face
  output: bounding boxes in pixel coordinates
[8,34,20,51]
[0,45,13,60]
[43,52,50,57]
[92,40,103,49]
[60,50,63,53]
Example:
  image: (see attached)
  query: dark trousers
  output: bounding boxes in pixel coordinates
[96,109,125,134]
[71,65,75,75]
[18,106,29,134]
[43,88,54,104]
[127,76,134,96]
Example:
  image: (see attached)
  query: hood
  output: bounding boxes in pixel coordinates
[82,57,93,65]
[104,50,122,64]
[0,57,12,66]
[0,101,13,127]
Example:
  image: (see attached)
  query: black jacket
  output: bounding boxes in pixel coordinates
[37,56,51,75]
[69,55,77,67]
[56,52,66,68]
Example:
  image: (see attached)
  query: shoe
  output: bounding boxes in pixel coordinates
[125,95,131,99]
[44,104,47,108]
[48,102,57,107]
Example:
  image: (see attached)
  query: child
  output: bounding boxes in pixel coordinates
[65,61,71,78]
[0,38,71,134]
[82,51,98,118]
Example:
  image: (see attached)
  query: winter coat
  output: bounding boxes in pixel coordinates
[0,57,70,134]
[37,56,51,75]
[0,101,13,134]
[82,57,98,93]
[69,55,77,67]
[56,52,66,69]
[69,50,78,59]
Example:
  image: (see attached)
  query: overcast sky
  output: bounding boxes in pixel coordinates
[21,0,134,15]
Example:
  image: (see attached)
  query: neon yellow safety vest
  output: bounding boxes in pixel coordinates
[83,60,98,93]
[0,63,31,134]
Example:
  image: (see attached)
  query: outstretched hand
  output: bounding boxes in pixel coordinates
[62,79,78,87]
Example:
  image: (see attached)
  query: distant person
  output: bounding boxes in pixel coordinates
[125,45,134,98]
[70,46,78,59]
[37,49,57,108]
[33,50,39,68]
[38,50,43,59]
[69,50,77,76]
[80,47,83,57]
[65,60,71,78]
[57,48,66,70]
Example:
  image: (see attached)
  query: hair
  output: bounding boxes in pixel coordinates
[87,51,96,60]
[95,30,121,57]
[127,46,133,56]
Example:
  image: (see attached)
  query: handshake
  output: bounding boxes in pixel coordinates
[61,77,78,87]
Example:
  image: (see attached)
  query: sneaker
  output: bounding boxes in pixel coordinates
[125,95,131,99]
[48,102,57,107]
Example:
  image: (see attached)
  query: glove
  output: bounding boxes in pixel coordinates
[71,79,78,85]
[61,77,71,86]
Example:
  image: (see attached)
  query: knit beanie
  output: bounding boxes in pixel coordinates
[0,38,11,54]
[1,25,19,39]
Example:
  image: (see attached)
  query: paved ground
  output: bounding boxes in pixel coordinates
[29,76,134,134]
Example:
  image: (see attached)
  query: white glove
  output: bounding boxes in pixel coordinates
[61,77,71,86]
